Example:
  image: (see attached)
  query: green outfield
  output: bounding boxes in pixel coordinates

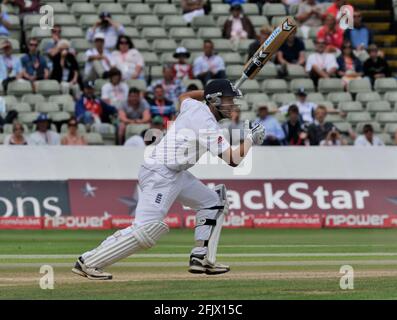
[0,228,396,300]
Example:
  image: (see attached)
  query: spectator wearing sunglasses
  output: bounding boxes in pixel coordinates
[61,118,87,145]
[4,122,30,145]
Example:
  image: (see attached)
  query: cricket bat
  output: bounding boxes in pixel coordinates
[234,16,297,89]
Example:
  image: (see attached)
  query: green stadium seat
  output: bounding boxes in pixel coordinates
[78,15,99,29]
[118,0,143,5]
[306,92,324,102]
[21,94,45,106]
[367,101,392,113]
[374,78,397,93]
[135,15,161,28]
[112,15,133,27]
[60,27,84,39]
[290,78,315,93]
[124,27,140,38]
[49,94,75,112]
[85,132,104,145]
[191,15,216,28]
[46,2,69,13]
[338,101,364,112]
[211,4,231,16]
[35,80,61,96]
[237,100,250,111]
[132,39,151,51]
[54,14,78,26]
[159,52,176,64]
[197,28,222,39]
[18,112,40,126]
[97,3,124,15]
[216,16,228,28]
[356,122,382,134]
[286,64,306,79]
[325,113,344,122]
[289,3,299,15]
[71,38,91,52]
[242,3,259,15]
[141,51,159,66]
[226,65,244,81]
[271,93,296,106]
[91,0,116,5]
[237,39,253,54]
[126,79,147,92]
[152,39,177,52]
[49,111,71,122]
[378,133,392,145]
[169,28,196,40]
[271,16,285,27]
[150,66,165,80]
[153,4,179,16]
[35,102,61,113]
[318,78,344,93]
[263,3,286,17]
[375,112,397,124]
[261,79,288,94]
[250,16,270,28]
[162,16,187,29]
[126,3,152,15]
[71,3,96,17]
[256,63,278,80]
[384,123,397,134]
[384,91,397,103]
[334,122,352,134]
[245,93,270,106]
[220,52,243,65]
[0,133,5,145]
[3,95,18,110]
[327,92,353,104]
[146,0,169,5]
[346,112,372,123]
[181,38,202,52]
[182,79,203,90]
[7,14,21,29]
[7,81,33,96]
[240,111,257,121]
[141,28,168,40]
[90,123,116,144]
[308,27,321,39]
[11,103,31,113]
[347,78,372,94]
[76,52,87,68]
[254,101,278,113]
[126,124,150,139]
[30,27,52,39]
[23,15,42,30]
[356,92,381,105]
[238,80,260,94]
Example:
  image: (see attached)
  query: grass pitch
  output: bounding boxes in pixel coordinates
[0,228,396,299]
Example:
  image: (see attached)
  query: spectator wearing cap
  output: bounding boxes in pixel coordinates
[363,44,391,85]
[296,0,325,39]
[124,115,165,147]
[253,104,285,146]
[305,39,338,86]
[75,80,117,125]
[50,40,82,99]
[172,47,193,81]
[0,40,23,94]
[344,9,373,51]
[21,38,50,92]
[148,64,186,105]
[247,25,273,61]
[0,4,11,37]
[282,105,308,146]
[146,84,176,126]
[29,113,61,146]
[337,41,363,87]
[222,3,256,45]
[354,124,384,146]
[181,0,205,24]
[118,87,151,143]
[276,30,306,75]
[4,122,30,145]
[193,39,226,85]
[306,105,336,146]
[84,32,114,81]
[316,14,344,53]
[101,67,129,110]
[61,117,87,146]
[280,88,317,123]
[86,12,125,50]
[111,35,145,81]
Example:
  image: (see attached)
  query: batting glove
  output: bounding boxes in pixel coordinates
[245,120,265,145]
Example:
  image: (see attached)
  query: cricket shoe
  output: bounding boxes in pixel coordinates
[72,256,113,280]
[188,254,230,275]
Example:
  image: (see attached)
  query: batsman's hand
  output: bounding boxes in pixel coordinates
[245,120,265,145]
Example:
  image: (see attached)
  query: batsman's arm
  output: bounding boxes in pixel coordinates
[219,138,253,167]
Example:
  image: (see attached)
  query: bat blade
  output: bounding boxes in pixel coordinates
[235,16,297,89]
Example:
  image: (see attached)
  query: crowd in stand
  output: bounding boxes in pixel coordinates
[0,0,396,147]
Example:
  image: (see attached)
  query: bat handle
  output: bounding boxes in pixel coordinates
[234,74,248,90]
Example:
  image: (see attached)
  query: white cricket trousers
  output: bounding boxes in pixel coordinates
[135,165,222,255]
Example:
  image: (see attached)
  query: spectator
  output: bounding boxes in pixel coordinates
[296,0,325,38]
[124,115,165,147]
[118,87,151,143]
[282,104,308,146]
[247,25,272,61]
[317,14,344,53]
[193,40,226,85]
[86,12,125,50]
[61,117,87,146]
[181,0,205,24]
[0,40,23,94]
[4,122,30,145]
[222,3,256,45]
[75,80,117,125]
[354,124,384,146]
[280,88,317,123]
[0,4,11,37]
[111,35,144,81]
[337,41,363,86]
[148,64,186,104]
[320,127,347,146]
[84,33,113,81]
[344,9,373,51]
[253,104,285,146]
[29,113,61,146]
[146,84,176,126]
[21,38,50,92]
[7,0,40,14]
[227,108,245,145]
[43,25,65,61]
[363,44,391,85]
[276,31,305,75]
[50,40,82,99]
[307,105,335,145]
[325,0,346,20]
[101,67,129,109]
[305,39,338,86]
[172,47,193,81]
[186,83,199,91]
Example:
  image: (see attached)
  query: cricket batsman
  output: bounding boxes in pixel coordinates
[72,79,265,280]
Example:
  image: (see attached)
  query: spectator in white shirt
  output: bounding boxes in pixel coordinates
[86,12,125,50]
[296,0,325,39]
[101,67,129,110]
[306,38,338,86]
[111,35,145,81]
[29,113,61,146]
[84,33,113,81]
[354,124,385,146]
[280,88,317,123]
[222,3,256,45]
[193,40,226,85]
